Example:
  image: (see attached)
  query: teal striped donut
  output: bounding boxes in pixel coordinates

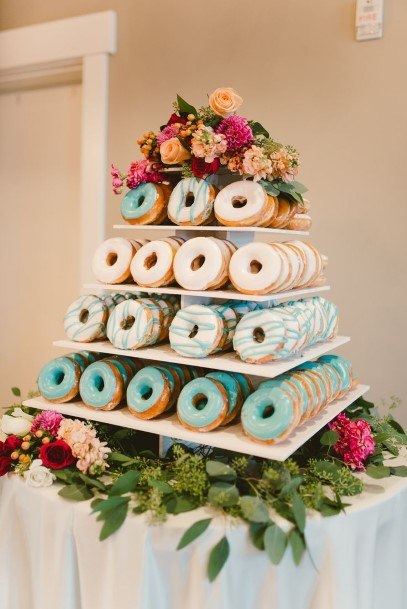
[167,178,214,225]
[64,295,108,342]
[177,377,228,431]
[233,308,286,363]
[38,357,81,403]
[107,299,154,349]
[241,387,296,444]
[169,305,224,358]
[127,366,171,419]
[79,361,124,410]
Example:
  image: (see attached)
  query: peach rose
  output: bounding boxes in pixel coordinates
[209,87,243,117]
[160,137,190,165]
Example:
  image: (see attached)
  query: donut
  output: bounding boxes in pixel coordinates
[173,237,229,290]
[214,181,277,227]
[229,242,283,294]
[64,295,108,342]
[241,386,297,444]
[227,372,254,400]
[120,183,169,225]
[233,308,286,363]
[287,214,312,232]
[167,178,217,225]
[103,357,134,389]
[268,197,296,229]
[169,305,225,357]
[38,357,81,403]
[205,371,243,425]
[127,366,172,419]
[291,241,323,288]
[317,355,353,396]
[130,239,177,288]
[213,303,238,351]
[107,299,155,349]
[92,238,135,284]
[79,360,124,410]
[177,377,228,432]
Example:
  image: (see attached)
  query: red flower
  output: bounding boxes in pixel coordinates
[167,113,187,126]
[191,157,220,178]
[0,436,22,457]
[0,457,12,477]
[328,414,375,470]
[39,440,75,470]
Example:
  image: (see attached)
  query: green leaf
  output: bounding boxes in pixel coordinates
[53,470,72,483]
[11,387,21,397]
[259,179,280,197]
[320,430,339,446]
[208,482,239,508]
[291,492,306,533]
[164,494,197,515]
[100,502,128,541]
[289,529,306,565]
[280,476,303,496]
[388,418,406,434]
[108,451,137,464]
[240,496,270,523]
[249,523,267,551]
[177,518,212,550]
[92,496,130,513]
[390,465,407,477]
[78,473,106,491]
[365,465,391,479]
[91,498,103,510]
[264,524,288,565]
[290,180,308,194]
[207,536,230,582]
[109,470,140,496]
[148,479,174,494]
[249,121,269,138]
[383,441,399,456]
[314,460,341,480]
[318,500,342,517]
[58,484,93,502]
[206,461,236,481]
[176,94,197,117]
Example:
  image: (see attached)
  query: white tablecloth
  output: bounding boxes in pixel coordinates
[1,468,407,609]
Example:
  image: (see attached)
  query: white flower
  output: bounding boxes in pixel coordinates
[1,409,34,437]
[24,460,55,488]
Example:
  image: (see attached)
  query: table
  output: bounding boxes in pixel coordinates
[1,466,407,609]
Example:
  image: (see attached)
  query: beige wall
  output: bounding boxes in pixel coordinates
[1,0,407,421]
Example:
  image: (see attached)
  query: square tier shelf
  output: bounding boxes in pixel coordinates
[113,224,309,236]
[53,335,350,379]
[23,384,369,461]
[84,283,330,303]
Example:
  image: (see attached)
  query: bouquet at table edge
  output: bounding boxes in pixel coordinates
[111,86,308,204]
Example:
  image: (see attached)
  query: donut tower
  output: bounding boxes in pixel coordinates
[25,88,369,460]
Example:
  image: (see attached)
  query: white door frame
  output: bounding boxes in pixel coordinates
[0,11,117,283]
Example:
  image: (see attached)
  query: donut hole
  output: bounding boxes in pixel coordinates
[253,327,265,343]
[232,196,247,208]
[106,252,118,266]
[262,404,275,419]
[94,375,105,392]
[189,324,199,339]
[250,260,262,274]
[144,252,158,269]
[120,315,135,331]
[191,255,205,271]
[192,393,208,411]
[79,309,89,324]
[54,371,65,385]
[185,192,195,207]
[137,195,145,206]
[141,386,153,400]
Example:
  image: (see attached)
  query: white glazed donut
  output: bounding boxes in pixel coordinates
[229,242,283,294]
[173,237,227,290]
[169,305,224,357]
[167,178,216,225]
[291,241,322,288]
[130,239,177,288]
[214,181,274,227]
[64,295,108,342]
[107,299,154,349]
[92,238,135,284]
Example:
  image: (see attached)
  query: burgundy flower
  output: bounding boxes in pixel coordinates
[0,436,22,456]
[215,115,254,152]
[191,157,220,178]
[166,113,187,126]
[0,457,12,477]
[39,440,75,470]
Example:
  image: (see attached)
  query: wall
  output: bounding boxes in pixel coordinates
[1,0,407,422]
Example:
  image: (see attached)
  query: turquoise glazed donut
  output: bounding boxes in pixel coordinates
[127,366,171,419]
[38,357,81,403]
[241,386,296,444]
[227,372,253,400]
[177,377,228,432]
[79,361,124,410]
[318,355,352,394]
[121,183,165,224]
[206,371,242,425]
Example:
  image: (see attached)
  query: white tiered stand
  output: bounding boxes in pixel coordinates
[23,186,369,460]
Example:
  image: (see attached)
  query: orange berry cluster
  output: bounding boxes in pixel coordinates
[137,131,159,158]
[10,431,51,465]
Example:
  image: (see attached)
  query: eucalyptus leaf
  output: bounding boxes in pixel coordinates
[206,461,236,481]
[92,496,130,514]
[320,430,339,447]
[108,451,137,464]
[240,496,270,523]
[290,180,308,194]
[289,529,306,565]
[207,536,230,582]
[208,482,239,507]
[264,524,288,565]
[291,492,306,533]
[176,94,197,117]
[280,476,303,496]
[11,387,21,397]
[177,518,212,550]
[109,470,140,496]
[259,180,280,196]
[58,484,93,502]
[149,479,174,495]
[78,473,106,491]
[249,121,269,138]
[249,523,267,551]
[365,465,391,479]
[390,465,407,477]
[165,494,197,515]
[99,502,128,541]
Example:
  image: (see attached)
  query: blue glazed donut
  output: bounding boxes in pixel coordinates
[127,366,172,419]
[241,386,296,444]
[317,355,352,395]
[79,361,124,410]
[121,183,167,225]
[177,377,228,432]
[206,371,242,425]
[38,357,81,403]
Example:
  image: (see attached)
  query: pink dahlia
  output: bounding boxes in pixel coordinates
[126,159,164,189]
[328,413,375,470]
[157,124,179,147]
[215,115,254,152]
[31,411,64,437]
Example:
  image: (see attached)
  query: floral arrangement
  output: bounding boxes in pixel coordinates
[1,390,406,581]
[111,87,307,204]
